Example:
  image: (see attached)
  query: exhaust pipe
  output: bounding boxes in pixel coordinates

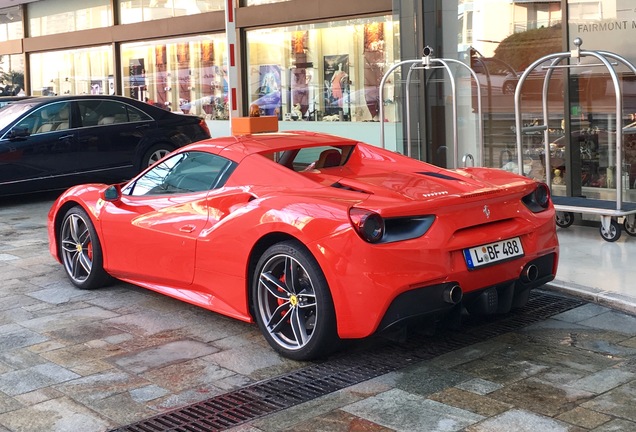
[522,264,539,283]
[443,285,463,304]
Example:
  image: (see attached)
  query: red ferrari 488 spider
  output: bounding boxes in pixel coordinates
[48,125,559,360]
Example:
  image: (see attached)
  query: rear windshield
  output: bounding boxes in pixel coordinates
[263,145,354,172]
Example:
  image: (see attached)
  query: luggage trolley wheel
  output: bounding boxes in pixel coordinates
[555,211,575,228]
[599,216,621,242]
[623,214,636,237]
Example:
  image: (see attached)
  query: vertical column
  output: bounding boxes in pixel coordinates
[225,0,239,119]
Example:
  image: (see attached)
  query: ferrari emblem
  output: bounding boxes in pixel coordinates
[483,205,491,219]
[289,295,298,307]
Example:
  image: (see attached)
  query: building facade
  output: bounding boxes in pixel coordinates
[1,0,635,204]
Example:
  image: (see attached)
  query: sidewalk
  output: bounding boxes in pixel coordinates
[549,223,636,316]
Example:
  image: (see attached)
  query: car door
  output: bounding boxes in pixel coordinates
[98,150,235,285]
[0,101,80,191]
[75,99,155,182]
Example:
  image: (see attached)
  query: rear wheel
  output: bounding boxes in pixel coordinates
[142,143,173,168]
[555,211,574,228]
[252,241,338,360]
[59,206,110,289]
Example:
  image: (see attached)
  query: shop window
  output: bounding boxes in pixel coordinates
[243,0,291,5]
[29,46,114,97]
[119,0,223,25]
[245,17,395,123]
[28,0,112,37]
[121,35,228,119]
[0,54,25,96]
[0,6,23,41]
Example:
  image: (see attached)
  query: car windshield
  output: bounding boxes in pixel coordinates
[0,102,40,131]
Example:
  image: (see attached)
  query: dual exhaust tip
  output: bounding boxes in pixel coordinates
[442,264,539,305]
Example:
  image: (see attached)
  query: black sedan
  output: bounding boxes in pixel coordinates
[0,95,211,196]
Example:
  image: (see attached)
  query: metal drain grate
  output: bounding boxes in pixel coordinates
[114,290,583,432]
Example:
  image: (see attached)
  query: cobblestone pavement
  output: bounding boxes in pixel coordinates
[1,193,636,432]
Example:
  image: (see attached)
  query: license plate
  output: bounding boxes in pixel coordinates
[463,237,524,269]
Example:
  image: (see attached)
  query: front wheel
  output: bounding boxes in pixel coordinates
[600,218,621,242]
[59,206,110,289]
[252,241,338,361]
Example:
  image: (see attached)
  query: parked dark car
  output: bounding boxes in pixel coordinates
[0,95,33,108]
[0,95,210,196]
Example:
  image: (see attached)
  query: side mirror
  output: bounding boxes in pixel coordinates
[102,184,122,202]
[8,128,30,140]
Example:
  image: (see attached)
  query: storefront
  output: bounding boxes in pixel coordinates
[1,0,635,196]
[407,0,636,207]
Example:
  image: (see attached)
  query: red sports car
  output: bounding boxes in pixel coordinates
[48,128,559,360]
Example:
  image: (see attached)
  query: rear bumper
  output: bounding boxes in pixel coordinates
[377,252,557,332]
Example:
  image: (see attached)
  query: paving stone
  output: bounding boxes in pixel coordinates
[110,340,218,374]
[206,343,295,377]
[580,380,636,422]
[590,419,636,431]
[396,363,471,396]
[279,409,393,432]
[0,326,49,351]
[465,409,573,432]
[556,406,612,429]
[19,306,119,332]
[13,387,64,406]
[129,384,170,403]
[553,304,613,323]
[343,388,484,432]
[103,310,191,336]
[54,370,150,403]
[141,357,236,392]
[40,342,125,369]
[569,368,635,394]
[455,378,503,395]
[252,386,369,432]
[428,387,512,417]
[0,363,79,396]
[577,311,636,336]
[488,378,594,417]
[0,397,116,432]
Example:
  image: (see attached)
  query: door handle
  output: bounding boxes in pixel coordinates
[179,224,196,233]
[59,134,74,140]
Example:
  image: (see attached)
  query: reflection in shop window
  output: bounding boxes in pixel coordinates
[29,46,114,97]
[245,17,395,123]
[0,6,23,41]
[455,0,562,178]
[28,0,112,37]
[119,0,224,24]
[121,35,228,119]
[244,0,291,5]
[0,54,25,96]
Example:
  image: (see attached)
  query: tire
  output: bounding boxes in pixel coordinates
[252,240,338,360]
[142,143,173,169]
[599,218,621,242]
[623,217,636,237]
[59,206,110,290]
[555,212,574,228]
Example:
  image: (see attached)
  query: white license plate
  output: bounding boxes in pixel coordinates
[463,237,524,269]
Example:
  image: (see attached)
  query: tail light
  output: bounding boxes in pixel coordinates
[522,182,551,212]
[349,208,385,243]
[199,118,211,137]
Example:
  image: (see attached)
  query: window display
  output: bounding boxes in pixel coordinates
[29,46,113,97]
[245,16,395,123]
[121,35,228,119]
